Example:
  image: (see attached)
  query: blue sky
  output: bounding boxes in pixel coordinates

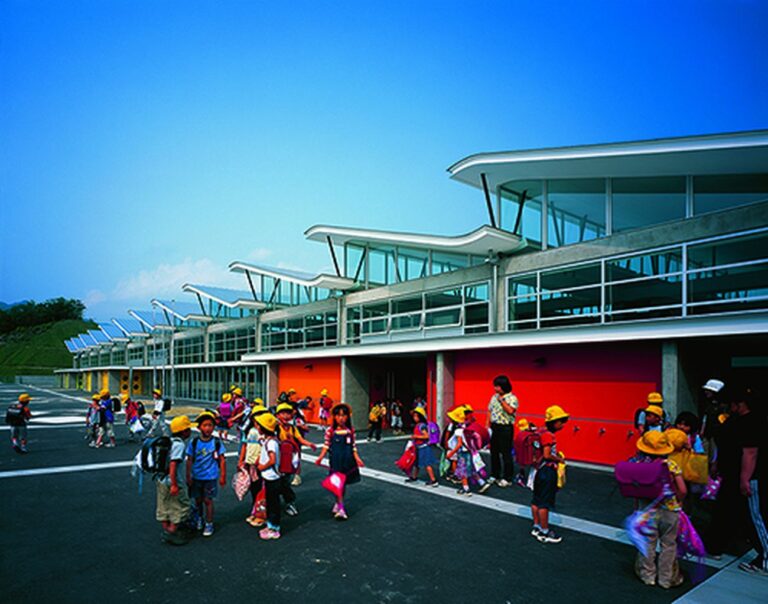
[1,0,766,320]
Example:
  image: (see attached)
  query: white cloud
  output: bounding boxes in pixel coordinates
[111,258,244,301]
[84,289,106,306]
[246,248,273,262]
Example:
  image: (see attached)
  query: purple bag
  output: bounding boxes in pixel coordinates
[614,460,671,499]
[701,476,721,501]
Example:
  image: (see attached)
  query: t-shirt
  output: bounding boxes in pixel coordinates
[160,437,187,486]
[100,400,114,423]
[489,393,518,425]
[259,437,281,481]
[536,430,558,468]
[413,422,429,449]
[186,436,225,480]
[448,426,468,453]
[153,398,164,414]
[717,412,766,482]
[241,427,261,465]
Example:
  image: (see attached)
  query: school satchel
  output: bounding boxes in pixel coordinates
[140,436,172,477]
[614,460,671,499]
[5,405,24,426]
[683,453,709,485]
[278,439,299,474]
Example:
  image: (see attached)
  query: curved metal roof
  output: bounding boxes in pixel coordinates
[228,262,356,291]
[448,130,768,191]
[112,316,149,338]
[305,224,527,256]
[151,298,212,322]
[182,284,266,310]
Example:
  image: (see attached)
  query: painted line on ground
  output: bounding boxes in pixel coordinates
[672,551,762,603]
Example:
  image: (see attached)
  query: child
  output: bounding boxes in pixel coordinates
[642,404,666,434]
[216,393,234,439]
[445,407,474,495]
[238,404,267,527]
[276,403,318,516]
[631,431,686,589]
[315,403,365,520]
[7,393,32,453]
[95,389,116,448]
[635,392,667,434]
[149,388,168,437]
[531,405,569,544]
[255,412,282,540]
[86,394,101,447]
[186,411,226,537]
[390,399,403,435]
[367,400,385,442]
[157,415,193,545]
[407,407,438,487]
[318,388,333,426]
[513,418,538,488]
[674,412,705,454]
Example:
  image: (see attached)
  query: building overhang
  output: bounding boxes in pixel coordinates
[228,261,356,291]
[151,298,213,323]
[182,283,266,310]
[448,130,768,191]
[305,224,527,256]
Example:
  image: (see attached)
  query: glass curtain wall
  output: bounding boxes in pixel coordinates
[261,311,338,351]
[499,180,543,244]
[612,176,686,232]
[693,174,768,215]
[547,179,606,246]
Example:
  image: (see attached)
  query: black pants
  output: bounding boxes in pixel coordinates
[280,474,296,504]
[264,479,282,529]
[490,423,514,481]
[706,478,748,555]
[368,420,382,441]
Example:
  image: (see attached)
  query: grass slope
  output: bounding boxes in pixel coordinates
[0,319,96,380]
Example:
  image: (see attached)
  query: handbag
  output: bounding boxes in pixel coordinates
[395,446,417,474]
[231,467,252,501]
[682,453,709,485]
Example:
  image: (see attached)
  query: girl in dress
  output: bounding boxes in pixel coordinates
[315,403,365,520]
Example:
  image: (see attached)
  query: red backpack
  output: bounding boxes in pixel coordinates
[278,438,300,474]
[614,459,671,499]
[515,430,540,466]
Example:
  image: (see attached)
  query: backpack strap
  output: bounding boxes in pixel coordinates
[190,436,199,460]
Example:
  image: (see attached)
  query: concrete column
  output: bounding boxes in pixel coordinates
[435,351,454,424]
[108,371,121,394]
[338,297,347,345]
[266,361,279,405]
[662,340,696,421]
[493,262,504,333]
[341,356,369,430]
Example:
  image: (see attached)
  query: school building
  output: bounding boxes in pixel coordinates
[57,130,768,465]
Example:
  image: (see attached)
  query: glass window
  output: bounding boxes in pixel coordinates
[391,314,421,331]
[425,288,462,309]
[540,287,601,325]
[688,231,768,269]
[397,248,429,281]
[612,176,686,232]
[346,244,365,281]
[499,180,543,244]
[392,296,421,315]
[606,275,682,319]
[465,282,489,303]
[607,249,683,282]
[362,302,389,319]
[694,174,768,215]
[508,273,537,298]
[368,248,387,285]
[547,178,606,247]
[425,308,461,328]
[540,263,600,291]
[431,252,468,275]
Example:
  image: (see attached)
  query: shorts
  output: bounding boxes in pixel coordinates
[190,478,219,500]
[156,480,191,524]
[532,465,557,510]
[416,445,436,467]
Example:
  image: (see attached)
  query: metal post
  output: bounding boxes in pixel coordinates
[481,173,498,228]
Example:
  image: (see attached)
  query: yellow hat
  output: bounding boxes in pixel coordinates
[412,406,428,421]
[222,393,233,403]
[119,392,129,401]
[637,431,674,455]
[194,411,216,425]
[232,387,242,396]
[645,405,664,418]
[99,388,110,398]
[170,415,192,434]
[462,404,474,413]
[545,405,569,423]
[320,389,328,396]
[647,392,663,404]
[253,398,264,405]
[665,428,688,452]
[91,393,100,401]
[288,388,296,394]
[229,384,238,392]
[276,403,294,414]
[153,388,162,396]
[18,393,32,403]
[518,418,530,431]
[255,412,279,433]
[447,407,466,423]
[250,404,268,417]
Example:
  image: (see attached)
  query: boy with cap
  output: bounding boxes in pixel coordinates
[186,411,227,537]
[157,415,193,545]
[149,388,168,437]
[635,392,667,434]
[531,405,569,543]
[8,393,32,453]
[276,403,318,515]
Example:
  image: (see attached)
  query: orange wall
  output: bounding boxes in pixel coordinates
[277,357,341,424]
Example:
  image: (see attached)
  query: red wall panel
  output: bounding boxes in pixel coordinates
[277,357,341,424]
[453,342,661,465]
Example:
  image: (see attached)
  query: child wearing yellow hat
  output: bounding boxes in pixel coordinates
[531,406,569,544]
[318,388,334,426]
[157,416,193,545]
[8,393,32,453]
[237,404,268,527]
[186,411,227,537]
[630,431,686,588]
[406,407,439,487]
[255,412,282,540]
[635,392,669,435]
[86,394,101,447]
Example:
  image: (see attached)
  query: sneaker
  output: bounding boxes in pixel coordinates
[196,517,204,531]
[497,479,511,488]
[457,487,471,497]
[332,503,340,515]
[259,528,281,540]
[105,443,115,448]
[285,503,299,516]
[536,529,562,543]
[530,525,542,538]
[334,508,348,520]
[291,474,302,487]
[659,574,685,589]
[426,480,439,488]
[738,561,768,576]
[514,476,526,488]
[12,444,22,454]
[88,442,96,448]
[404,477,418,483]
[203,522,214,537]
[486,476,496,485]
[247,517,265,528]
[477,481,492,494]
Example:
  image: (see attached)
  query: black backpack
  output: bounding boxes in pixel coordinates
[163,398,172,412]
[137,401,146,416]
[5,405,24,426]
[140,436,172,476]
[112,397,121,413]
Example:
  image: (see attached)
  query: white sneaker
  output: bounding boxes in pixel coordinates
[497,479,511,488]
[291,474,302,486]
[203,522,214,537]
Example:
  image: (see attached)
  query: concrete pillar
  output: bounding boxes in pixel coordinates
[662,340,696,422]
[435,352,454,424]
[108,371,121,395]
[341,356,369,430]
[266,361,279,405]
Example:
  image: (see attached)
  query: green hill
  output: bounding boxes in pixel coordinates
[0,319,96,381]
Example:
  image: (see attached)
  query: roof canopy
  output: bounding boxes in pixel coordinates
[182,283,266,310]
[98,322,127,342]
[151,298,212,323]
[87,329,110,344]
[112,316,149,338]
[228,262,356,291]
[129,309,173,331]
[306,224,527,256]
[448,130,768,192]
